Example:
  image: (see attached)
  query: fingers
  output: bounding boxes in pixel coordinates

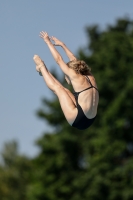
[39,32,56,41]
[39,31,46,38]
[39,31,58,46]
[49,36,53,41]
[39,31,49,39]
[49,36,54,42]
[50,36,57,41]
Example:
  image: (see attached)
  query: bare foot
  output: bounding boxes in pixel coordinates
[33,55,46,72]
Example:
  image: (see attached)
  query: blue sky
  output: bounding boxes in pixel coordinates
[0,1,133,157]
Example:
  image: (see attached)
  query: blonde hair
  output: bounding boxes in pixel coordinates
[67,60,91,75]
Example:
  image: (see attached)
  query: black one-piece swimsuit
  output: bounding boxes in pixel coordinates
[72,76,98,130]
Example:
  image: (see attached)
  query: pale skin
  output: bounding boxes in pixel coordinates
[33,31,99,126]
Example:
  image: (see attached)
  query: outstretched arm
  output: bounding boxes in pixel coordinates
[50,36,77,61]
[39,31,72,76]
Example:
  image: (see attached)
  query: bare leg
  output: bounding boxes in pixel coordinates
[47,71,76,106]
[42,69,78,124]
[33,55,77,124]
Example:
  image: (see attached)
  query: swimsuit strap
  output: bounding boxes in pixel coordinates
[85,76,98,91]
[74,86,93,95]
[85,75,93,86]
[73,75,98,100]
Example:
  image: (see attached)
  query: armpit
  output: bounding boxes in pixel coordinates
[65,75,71,85]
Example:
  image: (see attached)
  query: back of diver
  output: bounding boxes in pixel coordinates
[72,75,98,130]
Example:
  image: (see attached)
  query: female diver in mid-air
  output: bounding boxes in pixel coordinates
[33,31,99,130]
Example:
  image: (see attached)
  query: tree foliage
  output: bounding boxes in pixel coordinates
[31,18,133,200]
[0,17,133,200]
[0,141,32,200]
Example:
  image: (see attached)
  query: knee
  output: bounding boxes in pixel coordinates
[64,88,69,92]
[54,84,65,95]
[55,84,64,91]
[48,81,61,90]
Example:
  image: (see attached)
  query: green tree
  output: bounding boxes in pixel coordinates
[0,141,32,200]
[28,18,133,200]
